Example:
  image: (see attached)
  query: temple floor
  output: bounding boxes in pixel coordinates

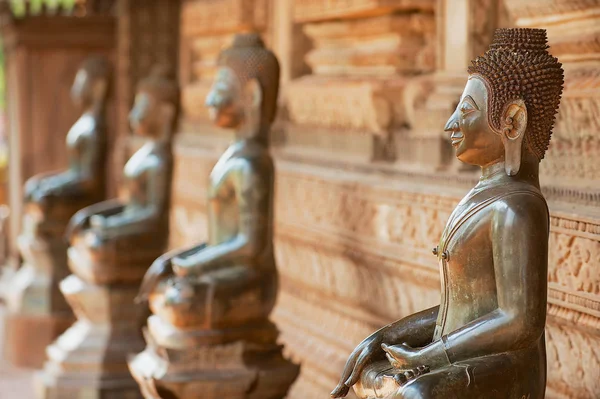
[0,307,35,399]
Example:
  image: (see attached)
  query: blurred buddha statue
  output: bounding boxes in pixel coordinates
[331,28,564,399]
[39,66,178,398]
[4,55,110,369]
[129,33,299,399]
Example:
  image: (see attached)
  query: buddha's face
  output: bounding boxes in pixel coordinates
[205,67,244,129]
[129,90,162,137]
[71,69,92,108]
[444,76,504,167]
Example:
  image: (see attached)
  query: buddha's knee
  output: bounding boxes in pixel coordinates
[399,377,437,399]
[150,278,210,327]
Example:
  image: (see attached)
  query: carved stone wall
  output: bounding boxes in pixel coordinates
[170,1,600,399]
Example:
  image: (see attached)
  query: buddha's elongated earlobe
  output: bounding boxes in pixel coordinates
[244,78,263,133]
[160,102,176,140]
[501,99,527,176]
[92,79,108,103]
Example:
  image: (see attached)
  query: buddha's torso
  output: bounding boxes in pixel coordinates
[207,141,274,262]
[65,114,103,179]
[433,179,546,340]
[121,142,169,211]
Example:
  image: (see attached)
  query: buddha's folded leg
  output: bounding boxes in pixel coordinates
[396,348,545,399]
[199,265,277,328]
[153,266,277,329]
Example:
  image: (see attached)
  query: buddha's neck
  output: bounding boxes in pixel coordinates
[480,157,541,189]
[82,99,105,120]
[235,121,269,147]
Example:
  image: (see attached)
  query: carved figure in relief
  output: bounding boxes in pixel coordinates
[4,56,110,369]
[39,67,178,398]
[331,28,564,399]
[130,33,298,399]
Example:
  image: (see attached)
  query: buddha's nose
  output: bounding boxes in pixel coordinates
[444,110,460,132]
[205,90,217,108]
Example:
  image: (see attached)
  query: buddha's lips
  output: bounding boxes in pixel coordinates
[451,132,464,146]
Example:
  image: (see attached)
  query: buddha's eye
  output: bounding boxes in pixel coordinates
[459,101,476,116]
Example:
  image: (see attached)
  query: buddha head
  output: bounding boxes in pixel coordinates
[71,55,112,109]
[206,33,280,141]
[129,65,180,139]
[444,28,564,175]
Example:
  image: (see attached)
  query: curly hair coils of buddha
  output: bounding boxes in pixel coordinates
[468,28,564,161]
[217,33,280,124]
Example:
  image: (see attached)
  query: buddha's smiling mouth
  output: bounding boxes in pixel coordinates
[451,131,464,147]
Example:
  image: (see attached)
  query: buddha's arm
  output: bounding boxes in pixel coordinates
[24,169,66,201]
[66,199,125,240]
[383,306,439,347]
[441,196,549,362]
[331,306,439,397]
[173,160,269,276]
[97,163,168,238]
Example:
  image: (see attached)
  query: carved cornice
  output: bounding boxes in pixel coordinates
[293,0,435,23]
[286,77,405,136]
[504,0,600,22]
[301,13,435,77]
[181,0,267,37]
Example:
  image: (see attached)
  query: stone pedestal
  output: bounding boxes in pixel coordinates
[3,212,75,369]
[38,273,146,399]
[129,316,299,399]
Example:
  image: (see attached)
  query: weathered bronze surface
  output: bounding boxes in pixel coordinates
[129,33,299,399]
[332,28,564,399]
[3,56,111,369]
[38,66,178,399]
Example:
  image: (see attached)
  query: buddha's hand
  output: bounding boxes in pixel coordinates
[381,340,450,371]
[171,255,193,277]
[24,177,41,202]
[331,327,389,398]
[136,253,175,303]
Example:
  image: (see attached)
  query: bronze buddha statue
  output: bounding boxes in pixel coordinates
[4,55,110,368]
[129,33,298,399]
[331,28,564,399]
[39,66,178,398]
[66,65,178,284]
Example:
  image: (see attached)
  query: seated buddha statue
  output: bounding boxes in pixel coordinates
[22,55,110,228]
[66,66,179,285]
[4,56,110,368]
[331,28,564,399]
[138,33,281,344]
[130,33,298,399]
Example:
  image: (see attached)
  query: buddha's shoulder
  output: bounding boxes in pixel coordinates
[490,183,548,221]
